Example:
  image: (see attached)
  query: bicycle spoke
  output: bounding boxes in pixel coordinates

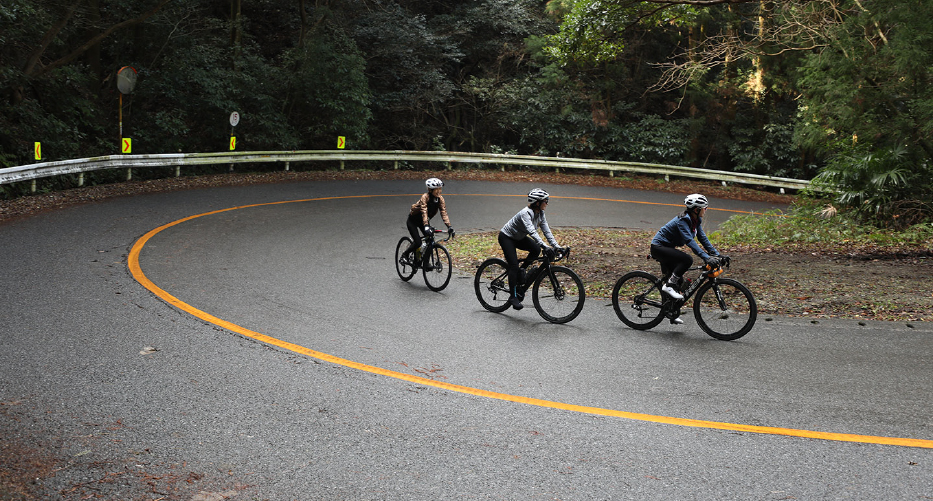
[532,266,585,324]
[395,237,416,282]
[693,278,757,341]
[611,271,665,330]
[423,244,452,291]
[474,259,511,312]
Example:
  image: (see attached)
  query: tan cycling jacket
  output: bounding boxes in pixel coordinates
[409,193,451,227]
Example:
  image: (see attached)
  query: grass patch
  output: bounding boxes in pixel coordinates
[712,198,933,253]
[446,228,653,300]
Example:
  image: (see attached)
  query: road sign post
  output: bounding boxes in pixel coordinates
[117,66,138,180]
[229,112,239,171]
[338,136,346,170]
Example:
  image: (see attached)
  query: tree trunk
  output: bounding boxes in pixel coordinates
[230,0,242,70]
[87,0,102,96]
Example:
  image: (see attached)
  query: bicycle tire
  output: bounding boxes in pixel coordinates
[611,271,666,330]
[474,258,511,313]
[395,236,417,282]
[693,278,757,341]
[532,266,585,324]
[422,244,452,291]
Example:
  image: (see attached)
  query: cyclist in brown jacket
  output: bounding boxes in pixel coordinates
[401,178,454,266]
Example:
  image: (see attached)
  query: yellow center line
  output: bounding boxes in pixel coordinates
[127,195,929,449]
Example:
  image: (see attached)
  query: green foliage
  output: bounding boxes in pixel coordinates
[607,112,692,164]
[716,197,933,247]
[728,120,800,177]
[811,144,932,226]
[3,0,933,208]
[545,0,698,65]
[795,0,933,221]
[283,29,371,149]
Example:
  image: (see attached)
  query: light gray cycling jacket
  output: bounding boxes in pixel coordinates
[500,206,559,248]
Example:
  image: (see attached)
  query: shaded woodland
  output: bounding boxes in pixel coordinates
[2,0,931,223]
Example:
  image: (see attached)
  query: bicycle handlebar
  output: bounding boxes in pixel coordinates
[424,227,452,243]
[554,246,571,262]
[536,246,570,263]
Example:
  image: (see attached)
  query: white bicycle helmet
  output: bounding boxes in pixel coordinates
[425,177,444,190]
[527,188,550,203]
[684,193,709,209]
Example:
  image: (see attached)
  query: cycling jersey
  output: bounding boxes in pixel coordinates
[409,193,450,227]
[500,206,559,248]
[651,213,718,260]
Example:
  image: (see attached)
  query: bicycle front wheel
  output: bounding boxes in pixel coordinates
[611,271,666,330]
[693,278,757,341]
[395,236,416,281]
[532,266,585,324]
[474,258,511,313]
[422,244,452,291]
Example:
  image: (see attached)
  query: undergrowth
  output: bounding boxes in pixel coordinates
[712,197,933,251]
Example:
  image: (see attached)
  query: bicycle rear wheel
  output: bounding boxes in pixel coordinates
[693,278,757,341]
[395,236,416,281]
[474,258,511,313]
[532,266,585,324]
[611,271,666,330]
[422,244,452,291]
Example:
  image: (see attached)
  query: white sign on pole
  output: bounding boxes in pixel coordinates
[229,112,240,127]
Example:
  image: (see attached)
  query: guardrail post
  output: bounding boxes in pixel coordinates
[394,160,399,170]
[446,161,451,171]
[78,173,84,187]
[174,166,180,177]
[284,161,290,171]
[31,180,36,193]
[340,160,345,170]
[126,168,132,181]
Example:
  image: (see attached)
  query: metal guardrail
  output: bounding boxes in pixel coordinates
[0,150,811,191]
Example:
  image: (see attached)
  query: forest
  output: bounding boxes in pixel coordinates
[1,0,932,224]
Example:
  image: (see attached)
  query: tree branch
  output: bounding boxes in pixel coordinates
[22,1,81,76]
[29,0,173,80]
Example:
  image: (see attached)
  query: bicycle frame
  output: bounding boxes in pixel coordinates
[640,262,727,316]
[418,229,452,267]
[484,248,571,297]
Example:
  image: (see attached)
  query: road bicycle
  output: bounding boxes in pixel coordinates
[395,228,453,291]
[474,247,585,324]
[611,256,757,340]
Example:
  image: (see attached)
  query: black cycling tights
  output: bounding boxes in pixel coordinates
[498,232,540,296]
[404,215,431,257]
[650,244,693,280]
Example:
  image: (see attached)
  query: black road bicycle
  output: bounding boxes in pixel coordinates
[395,228,453,291]
[474,247,585,324]
[611,257,757,341]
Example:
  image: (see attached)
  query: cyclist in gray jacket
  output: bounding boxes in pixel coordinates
[498,188,563,310]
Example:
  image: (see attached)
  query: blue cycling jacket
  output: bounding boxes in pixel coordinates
[651,213,718,260]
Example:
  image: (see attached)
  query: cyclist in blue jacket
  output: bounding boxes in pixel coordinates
[651,194,725,323]
[499,188,563,310]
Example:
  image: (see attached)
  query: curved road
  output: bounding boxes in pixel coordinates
[2,179,931,499]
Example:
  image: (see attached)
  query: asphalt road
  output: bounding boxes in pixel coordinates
[2,178,932,500]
